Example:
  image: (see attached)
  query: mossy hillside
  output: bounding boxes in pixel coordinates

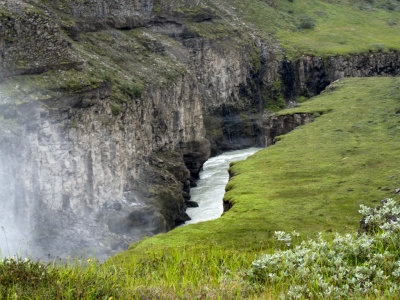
[149,0,400,57]
[0,69,104,105]
[75,28,187,89]
[9,0,400,114]
[0,26,188,115]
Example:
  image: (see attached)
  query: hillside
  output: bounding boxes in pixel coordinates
[1,0,400,298]
[109,76,400,298]
[3,76,399,298]
[116,76,400,251]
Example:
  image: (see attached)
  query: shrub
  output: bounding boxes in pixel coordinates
[120,82,144,98]
[298,15,316,30]
[248,199,400,298]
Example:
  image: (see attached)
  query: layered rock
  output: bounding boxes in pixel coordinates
[0,0,78,80]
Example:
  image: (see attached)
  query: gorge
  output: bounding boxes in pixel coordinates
[184,147,261,225]
[1,0,400,260]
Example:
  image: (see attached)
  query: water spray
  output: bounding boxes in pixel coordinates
[1,225,10,257]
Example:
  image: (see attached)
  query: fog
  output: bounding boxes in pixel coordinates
[0,88,135,260]
[0,147,30,258]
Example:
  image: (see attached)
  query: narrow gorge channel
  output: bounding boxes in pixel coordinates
[184,148,262,225]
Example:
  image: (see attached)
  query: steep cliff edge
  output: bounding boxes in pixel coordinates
[1,0,400,258]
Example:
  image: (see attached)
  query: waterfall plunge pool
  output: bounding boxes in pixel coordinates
[184,147,262,225]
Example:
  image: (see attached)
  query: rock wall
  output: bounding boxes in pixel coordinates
[0,0,78,80]
[283,51,400,99]
[262,112,315,146]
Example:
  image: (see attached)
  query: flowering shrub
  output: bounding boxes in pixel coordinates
[248,199,400,298]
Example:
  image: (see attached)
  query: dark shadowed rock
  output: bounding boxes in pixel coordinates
[186,200,199,207]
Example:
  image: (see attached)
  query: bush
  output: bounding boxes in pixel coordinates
[298,15,316,29]
[120,82,144,98]
[248,199,400,298]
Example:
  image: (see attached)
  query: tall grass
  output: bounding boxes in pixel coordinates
[0,247,263,299]
[2,199,400,299]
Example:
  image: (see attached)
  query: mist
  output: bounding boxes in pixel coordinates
[0,109,30,258]
[0,88,150,261]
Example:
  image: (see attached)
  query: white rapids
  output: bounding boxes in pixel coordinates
[184,147,262,225]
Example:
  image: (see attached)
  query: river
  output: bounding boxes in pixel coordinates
[185,147,262,225]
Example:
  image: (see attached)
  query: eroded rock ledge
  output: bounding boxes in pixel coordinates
[282,52,400,99]
[263,112,316,146]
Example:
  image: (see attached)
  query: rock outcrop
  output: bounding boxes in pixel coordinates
[263,112,315,146]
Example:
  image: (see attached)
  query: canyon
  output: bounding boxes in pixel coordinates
[0,0,399,258]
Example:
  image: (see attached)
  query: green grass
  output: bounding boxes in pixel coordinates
[221,0,400,57]
[2,77,400,298]
[225,77,400,238]
[277,0,400,57]
[3,1,400,297]
[107,77,400,297]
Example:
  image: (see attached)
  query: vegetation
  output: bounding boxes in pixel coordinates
[0,258,124,299]
[249,198,400,298]
[221,0,400,57]
[2,77,398,298]
[249,199,400,299]
[0,69,105,104]
[3,0,400,298]
[113,77,400,297]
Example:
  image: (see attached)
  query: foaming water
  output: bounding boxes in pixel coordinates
[185,147,262,225]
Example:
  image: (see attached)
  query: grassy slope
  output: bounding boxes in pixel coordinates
[277,0,400,56]
[226,77,400,238]
[104,77,400,297]
[222,0,400,57]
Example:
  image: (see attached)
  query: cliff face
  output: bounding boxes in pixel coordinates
[283,52,400,99]
[0,0,268,257]
[1,0,400,258]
